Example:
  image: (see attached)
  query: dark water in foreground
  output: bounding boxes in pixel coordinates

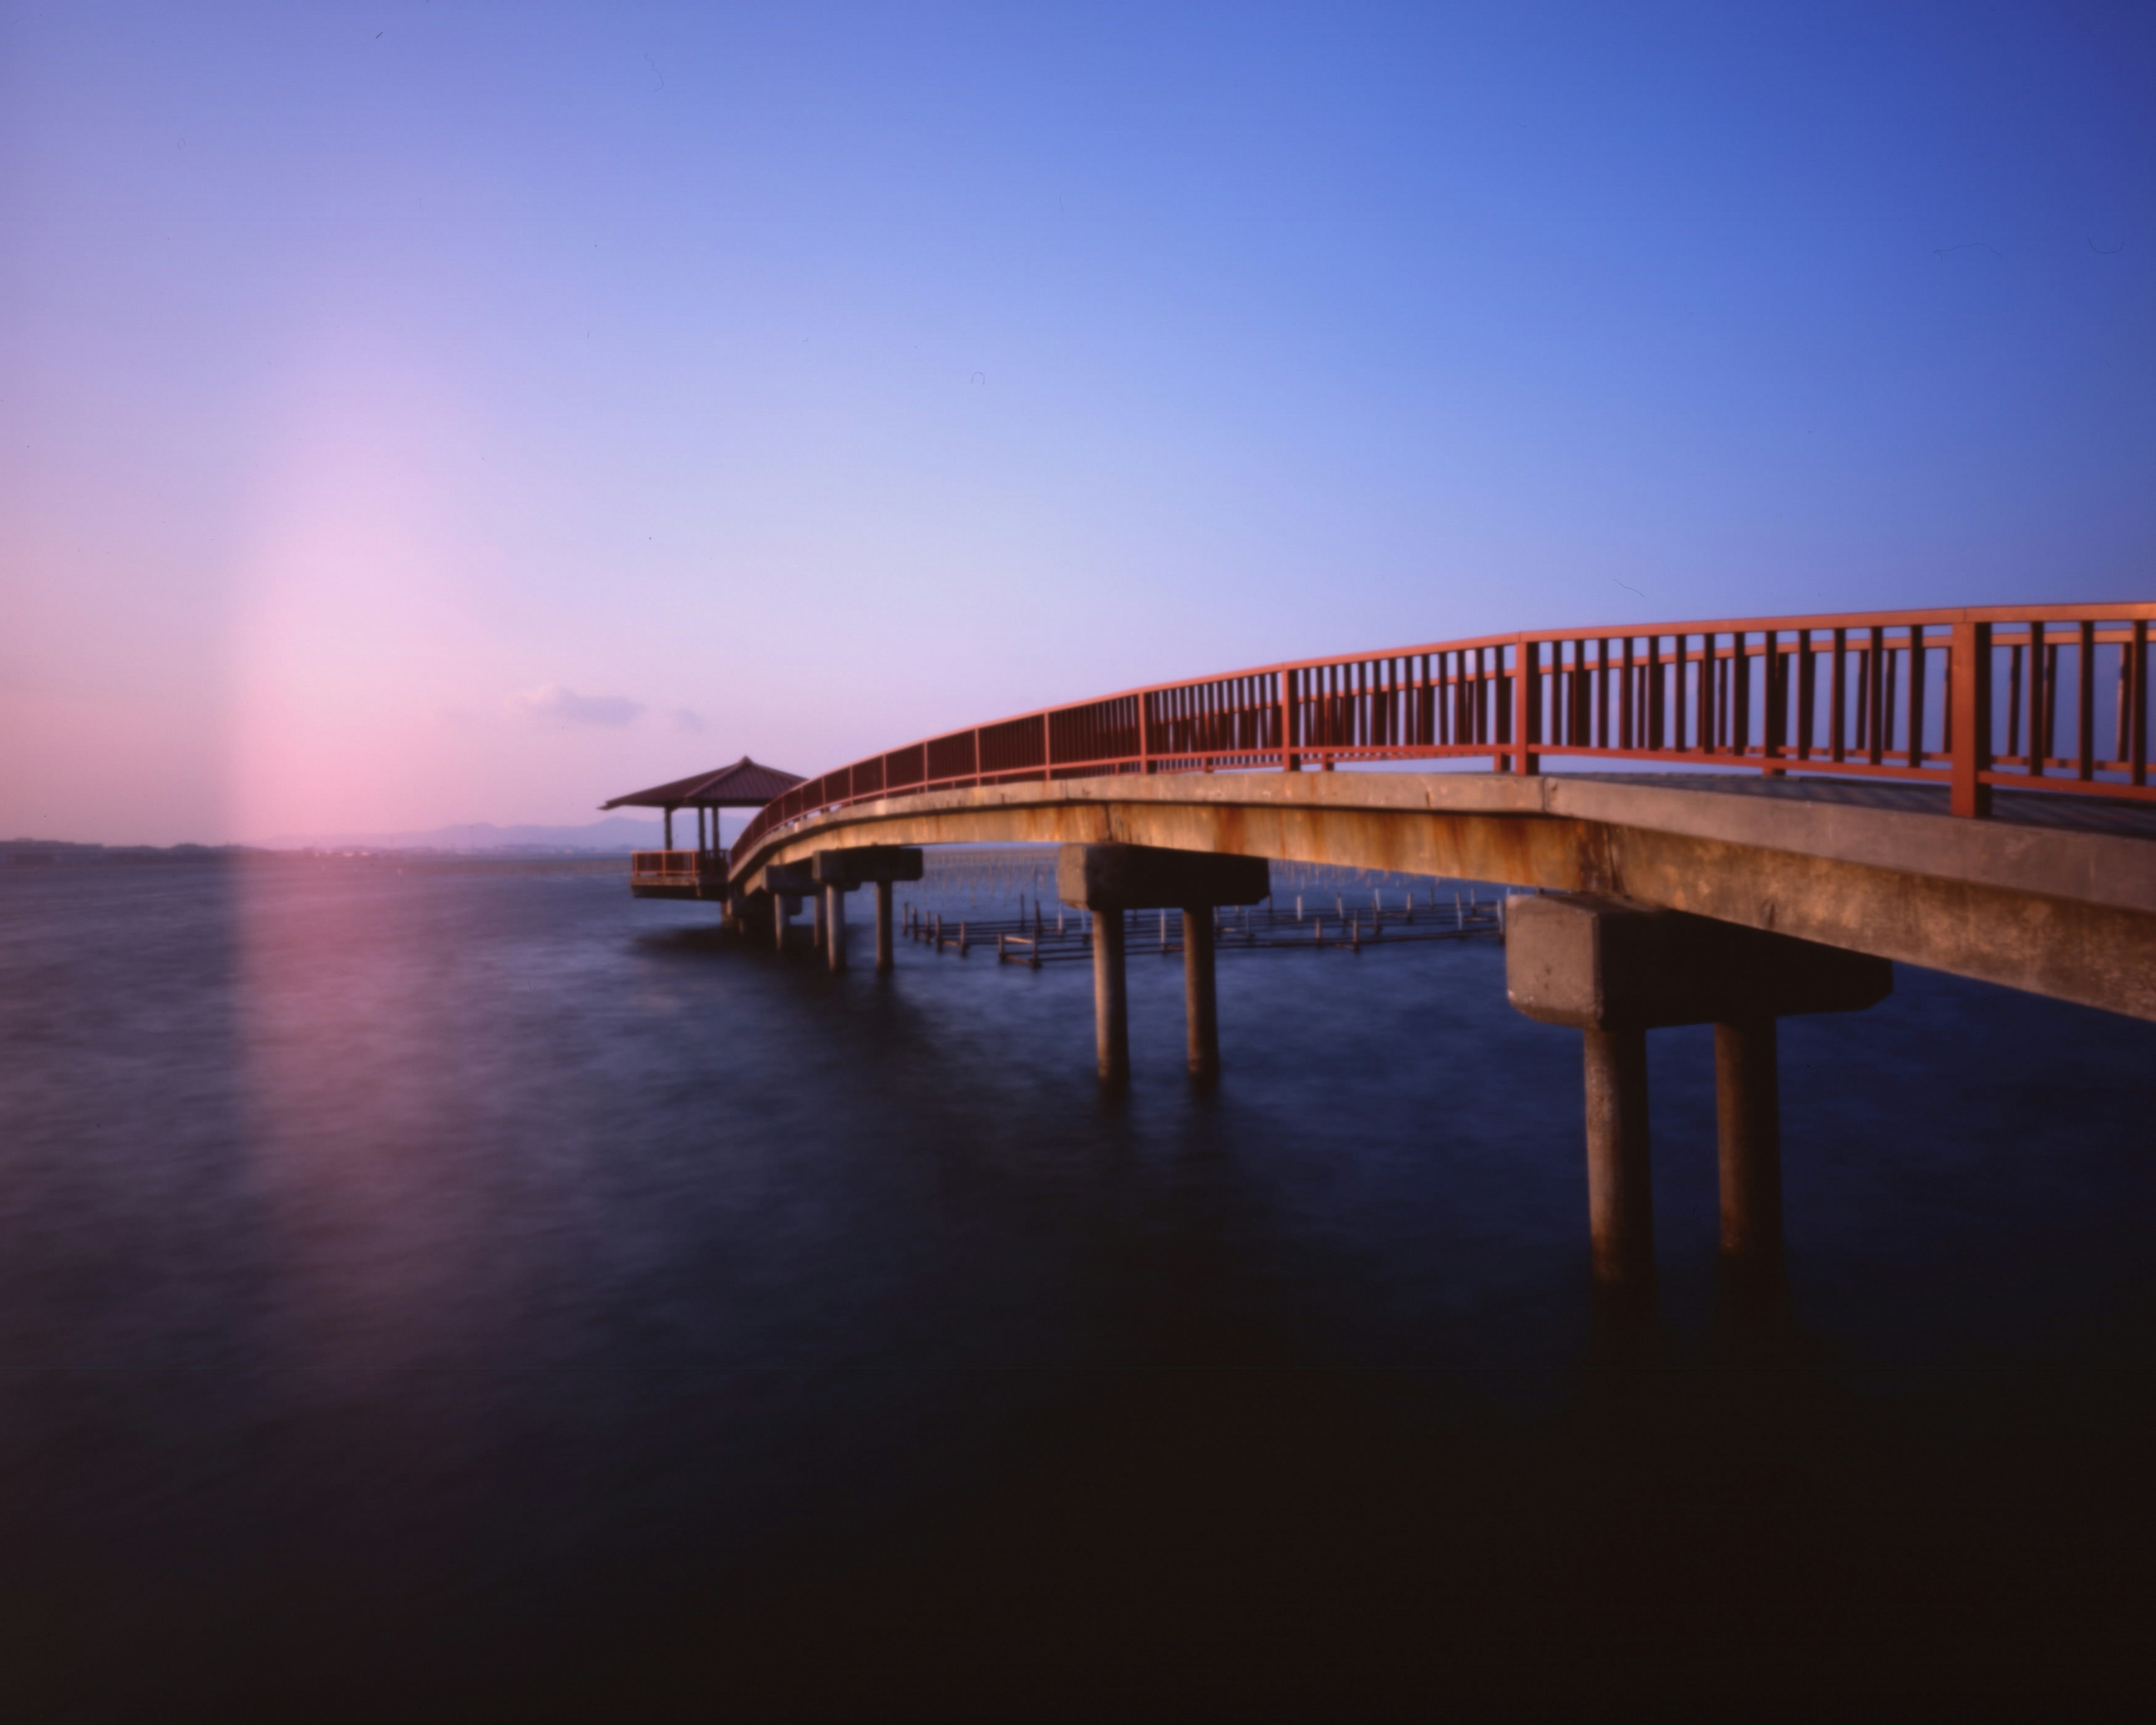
[1,860,2152,1720]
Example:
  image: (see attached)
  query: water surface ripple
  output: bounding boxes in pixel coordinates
[1,862,2150,1718]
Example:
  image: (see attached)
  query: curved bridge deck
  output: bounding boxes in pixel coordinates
[728,768,2156,1021]
[698,604,2155,1298]
[716,603,2155,1021]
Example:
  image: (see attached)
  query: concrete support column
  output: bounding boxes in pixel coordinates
[1583,1026,1655,1292]
[810,890,825,954]
[1182,908,1219,1079]
[825,884,847,971]
[811,848,922,975]
[1508,892,1889,1300]
[1714,1017,1783,1275]
[1058,843,1269,1088]
[1092,909,1129,1087]
[763,866,819,959]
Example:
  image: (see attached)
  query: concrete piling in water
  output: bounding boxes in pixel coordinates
[1582,1025,1655,1290]
[1091,909,1129,1086]
[1714,1017,1783,1283]
[1182,909,1218,1079]
[1059,842,1271,1087]
[762,864,819,956]
[810,847,923,975]
[824,884,847,971]
[1506,892,1890,1299]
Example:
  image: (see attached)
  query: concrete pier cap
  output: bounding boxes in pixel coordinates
[762,862,817,899]
[1507,891,1891,1300]
[812,846,922,973]
[1058,844,1271,1087]
[1056,843,1270,912]
[1505,892,1892,1030]
[811,846,925,889]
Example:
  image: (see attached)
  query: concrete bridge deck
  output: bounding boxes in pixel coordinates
[694,604,2156,1297]
[728,768,2156,1022]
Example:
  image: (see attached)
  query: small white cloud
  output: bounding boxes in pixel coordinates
[510,684,644,727]
[669,708,705,734]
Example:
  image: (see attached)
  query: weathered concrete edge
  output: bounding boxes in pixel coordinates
[728,786,2156,1018]
[1542,775,2156,918]
[737,771,2156,917]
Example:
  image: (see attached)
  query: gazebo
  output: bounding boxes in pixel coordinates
[601,756,805,897]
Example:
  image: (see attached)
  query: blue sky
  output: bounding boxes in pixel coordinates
[3,1,2152,840]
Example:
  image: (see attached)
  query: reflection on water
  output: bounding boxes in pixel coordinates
[1,860,2151,1718]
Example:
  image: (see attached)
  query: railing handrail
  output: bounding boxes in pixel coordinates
[855,603,2156,745]
[732,602,2156,864]
[631,848,725,878]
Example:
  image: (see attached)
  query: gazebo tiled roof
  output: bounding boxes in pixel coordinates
[600,756,805,811]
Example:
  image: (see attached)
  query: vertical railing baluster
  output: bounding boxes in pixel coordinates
[1761,632,1781,768]
[1706,644,1718,752]
[1734,632,1752,756]
[1854,625,1871,763]
[2077,620,2097,781]
[1882,632,1899,764]
[1646,635,1662,751]
[1907,627,1929,769]
[2117,638,2131,769]
[2131,621,2149,787]
[1829,629,1846,762]
[2030,622,2049,776]
[1711,642,1724,752]
[2006,642,2024,761]
[1849,643,1862,758]
[1852,644,1865,759]
[1692,635,1709,754]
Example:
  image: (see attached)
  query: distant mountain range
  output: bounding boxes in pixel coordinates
[261,816,678,854]
[6,815,756,859]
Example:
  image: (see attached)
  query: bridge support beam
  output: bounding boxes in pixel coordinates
[1059,844,1271,1083]
[725,891,768,939]
[1714,1017,1782,1281]
[1091,909,1129,1086]
[763,865,818,956]
[1583,1026,1654,1290]
[1507,893,1890,1297]
[813,848,924,975]
[824,884,848,971]
[1184,910,1219,1081]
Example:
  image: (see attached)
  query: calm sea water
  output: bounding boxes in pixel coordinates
[1,859,2151,1719]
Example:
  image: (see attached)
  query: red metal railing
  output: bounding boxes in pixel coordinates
[631,849,721,884]
[735,604,2155,858]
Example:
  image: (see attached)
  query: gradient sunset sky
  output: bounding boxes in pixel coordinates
[4,2,2152,843]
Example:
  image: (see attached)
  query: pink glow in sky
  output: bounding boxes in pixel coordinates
[4,3,2153,843]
